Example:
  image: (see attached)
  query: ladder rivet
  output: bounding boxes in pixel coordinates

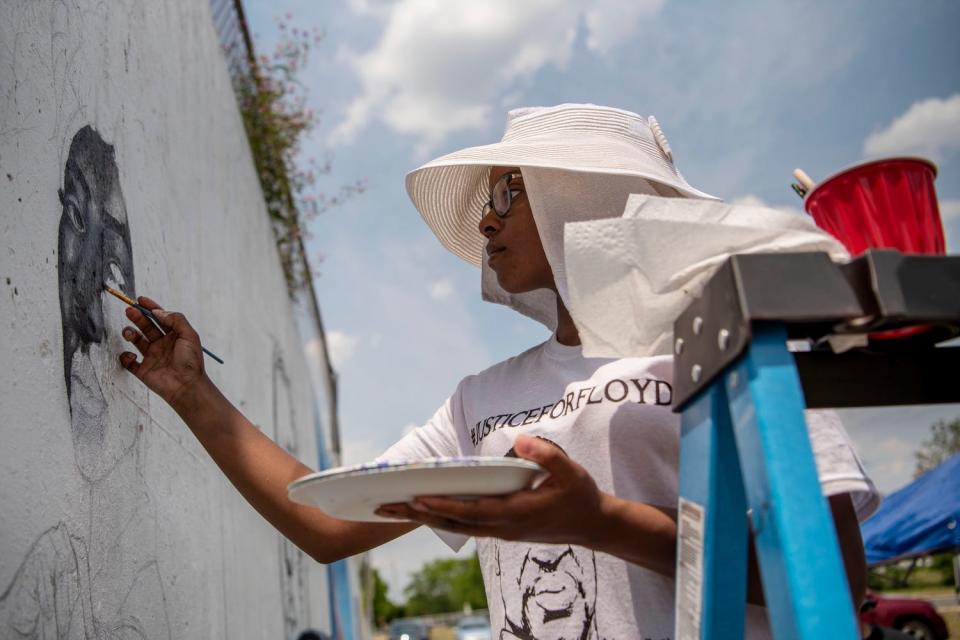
[718,328,730,351]
[674,337,684,355]
[693,316,703,335]
[691,364,702,383]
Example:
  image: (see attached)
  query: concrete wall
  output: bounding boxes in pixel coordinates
[0,1,341,637]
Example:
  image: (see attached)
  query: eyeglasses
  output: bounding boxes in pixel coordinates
[483,172,523,219]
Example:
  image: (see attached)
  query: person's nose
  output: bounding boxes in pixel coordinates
[478,206,502,239]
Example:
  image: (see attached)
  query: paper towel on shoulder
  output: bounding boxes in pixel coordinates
[564,194,850,358]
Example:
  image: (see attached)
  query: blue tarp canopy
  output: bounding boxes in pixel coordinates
[861,453,960,566]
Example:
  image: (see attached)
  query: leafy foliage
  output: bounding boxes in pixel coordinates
[403,554,487,616]
[233,18,364,293]
[913,417,960,478]
[867,552,956,590]
[365,565,405,625]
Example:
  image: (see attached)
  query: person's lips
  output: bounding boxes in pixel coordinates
[486,244,506,265]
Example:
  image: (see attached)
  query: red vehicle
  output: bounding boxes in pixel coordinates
[859,589,949,640]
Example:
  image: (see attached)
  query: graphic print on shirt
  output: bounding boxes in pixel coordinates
[495,439,601,640]
[471,376,672,448]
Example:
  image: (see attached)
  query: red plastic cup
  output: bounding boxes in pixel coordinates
[804,157,945,340]
[804,157,945,256]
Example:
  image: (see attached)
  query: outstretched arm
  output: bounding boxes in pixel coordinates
[118,297,417,563]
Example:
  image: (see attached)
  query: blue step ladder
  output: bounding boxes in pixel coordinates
[670,250,960,639]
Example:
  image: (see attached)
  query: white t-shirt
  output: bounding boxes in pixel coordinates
[379,335,879,639]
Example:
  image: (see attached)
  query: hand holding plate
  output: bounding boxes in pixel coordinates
[375,435,607,546]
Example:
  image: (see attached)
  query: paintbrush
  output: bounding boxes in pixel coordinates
[103,285,224,364]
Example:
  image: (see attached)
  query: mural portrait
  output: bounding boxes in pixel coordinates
[0,0,341,635]
[58,125,141,481]
[0,126,170,639]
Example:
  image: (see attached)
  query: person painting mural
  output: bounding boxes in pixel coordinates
[115,105,879,638]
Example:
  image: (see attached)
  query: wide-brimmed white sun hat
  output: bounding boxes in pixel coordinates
[406,103,718,269]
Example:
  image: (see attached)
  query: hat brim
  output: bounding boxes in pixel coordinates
[406,135,719,267]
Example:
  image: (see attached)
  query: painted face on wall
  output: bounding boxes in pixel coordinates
[57,125,142,482]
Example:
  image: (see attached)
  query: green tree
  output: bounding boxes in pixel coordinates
[913,418,960,478]
[359,558,404,627]
[370,567,404,626]
[403,554,487,616]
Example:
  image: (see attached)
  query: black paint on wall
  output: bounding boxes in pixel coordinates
[57,125,136,401]
[2,125,170,639]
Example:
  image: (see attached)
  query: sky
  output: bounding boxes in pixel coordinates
[243,0,960,601]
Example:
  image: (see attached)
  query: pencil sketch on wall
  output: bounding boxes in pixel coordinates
[0,126,171,639]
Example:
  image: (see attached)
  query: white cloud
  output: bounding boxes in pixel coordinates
[331,0,664,150]
[325,330,359,369]
[940,198,960,222]
[371,528,473,600]
[583,0,665,55]
[730,194,805,217]
[346,0,392,19]
[942,199,960,253]
[730,195,766,207]
[340,436,386,466]
[863,94,960,160]
[850,434,917,495]
[838,405,960,495]
[429,278,454,300]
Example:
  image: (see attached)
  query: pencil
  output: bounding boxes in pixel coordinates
[103,285,224,364]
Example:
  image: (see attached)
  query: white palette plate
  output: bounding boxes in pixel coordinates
[287,457,545,523]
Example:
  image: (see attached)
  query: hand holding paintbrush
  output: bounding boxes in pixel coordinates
[104,285,223,364]
[106,287,225,408]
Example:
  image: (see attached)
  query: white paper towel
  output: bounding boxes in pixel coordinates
[481,167,663,330]
[564,194,849,358]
